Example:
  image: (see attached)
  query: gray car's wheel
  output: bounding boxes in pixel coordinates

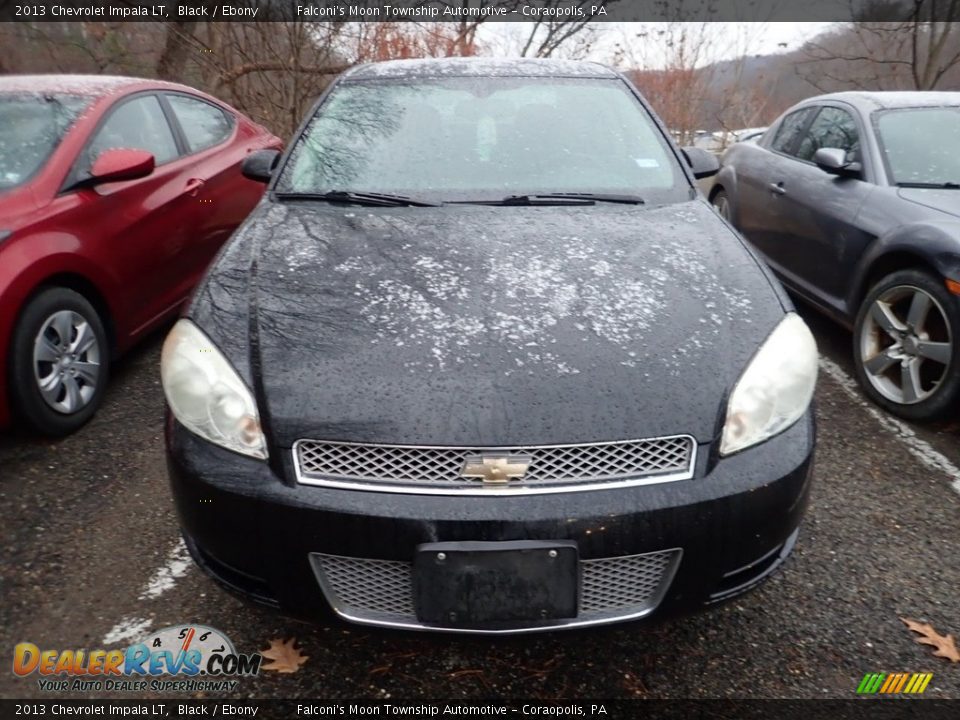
[853,269,960,421]
[9,287,109,436]
[711,188,731,222]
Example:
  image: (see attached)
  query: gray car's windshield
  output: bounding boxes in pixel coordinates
[0,93,91,191]
[876,106,960,187]
[276,77,687,204]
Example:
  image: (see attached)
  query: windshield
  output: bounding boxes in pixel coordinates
[0,93,91,192]
[276,77,687,203]
[876,106,960,186]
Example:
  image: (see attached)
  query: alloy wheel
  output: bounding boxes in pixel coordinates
[33,310,102,414]
[859,285,953,405]
[713,193,730,220]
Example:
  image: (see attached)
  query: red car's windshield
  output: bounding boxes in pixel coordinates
[0,93,92,192]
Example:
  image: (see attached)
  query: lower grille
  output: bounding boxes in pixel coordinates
[310,549,681,633]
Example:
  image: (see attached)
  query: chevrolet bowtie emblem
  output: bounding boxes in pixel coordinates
[461,454,532,485]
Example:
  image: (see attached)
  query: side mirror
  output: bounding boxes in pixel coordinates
[814,147,862,178]
[681,147,720,179]
[90,148,155,184]
[242,149,281,183]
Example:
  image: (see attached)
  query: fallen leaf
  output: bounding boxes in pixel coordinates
[259,637,309,673]
[901,617,960,663]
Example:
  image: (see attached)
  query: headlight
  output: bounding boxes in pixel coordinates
[161,319,267,460]
[720,313,817,456]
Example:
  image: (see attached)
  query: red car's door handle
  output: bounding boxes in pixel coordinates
[769,181,786,196]
[185,178,206,197]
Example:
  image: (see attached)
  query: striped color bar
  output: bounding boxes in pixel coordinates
[857,672,932,694]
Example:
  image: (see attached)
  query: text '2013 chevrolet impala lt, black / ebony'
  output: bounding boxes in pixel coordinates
[161,58,818,634]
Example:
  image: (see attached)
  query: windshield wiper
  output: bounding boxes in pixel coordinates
[274,190,441,207]
[896,182,960,189]
[458,193,645,206]
[529,192,645,204]
[500,193,645,206]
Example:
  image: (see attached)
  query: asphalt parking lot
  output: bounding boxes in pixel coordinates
[1,303,958,701]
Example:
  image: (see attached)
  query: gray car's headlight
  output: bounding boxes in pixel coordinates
[720,313,817,456]
[161,319,267,460]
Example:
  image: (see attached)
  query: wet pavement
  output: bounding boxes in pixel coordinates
[1,305,958,701]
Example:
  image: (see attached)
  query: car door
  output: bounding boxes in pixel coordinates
[65,93,200,337]
[161,93,260,285]
[735,107,817,266]
[763,105,877,305]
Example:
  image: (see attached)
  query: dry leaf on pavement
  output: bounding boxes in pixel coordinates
[901,617,960,663]
[260,637,309,673]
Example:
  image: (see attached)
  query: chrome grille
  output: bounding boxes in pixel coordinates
[580,552,675,616]
[294,436,695,494]
[310,549,681,633]
[312,555,414,621]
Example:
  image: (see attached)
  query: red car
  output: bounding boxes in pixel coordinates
[0,75,281,435]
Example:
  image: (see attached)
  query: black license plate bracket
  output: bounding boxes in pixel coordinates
[413,540,578,628]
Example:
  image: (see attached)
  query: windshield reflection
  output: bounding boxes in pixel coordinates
[0,93,91,191]
[276,77,686,204]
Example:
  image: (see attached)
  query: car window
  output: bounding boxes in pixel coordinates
[0,93,91,192]
[166,94,234,153]
[88,95,179,166]
[795,107,860,163]
[276,76,688,204]
[876,107,960,186]
[770,108,814,155]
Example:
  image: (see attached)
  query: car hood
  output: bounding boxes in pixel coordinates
[189,199,787,448]
[897,188,960,219]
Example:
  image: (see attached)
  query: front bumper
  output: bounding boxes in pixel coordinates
[166,412,814,633]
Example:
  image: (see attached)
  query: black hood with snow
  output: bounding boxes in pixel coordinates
[188,198,788,449]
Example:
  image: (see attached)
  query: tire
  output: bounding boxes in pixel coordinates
[711,188,732,222]
[852,268,960,422]
[8,287,110,436]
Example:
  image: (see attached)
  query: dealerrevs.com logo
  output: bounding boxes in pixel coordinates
[13,625,261,693]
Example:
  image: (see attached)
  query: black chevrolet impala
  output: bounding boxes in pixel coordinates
[162,59,818,633]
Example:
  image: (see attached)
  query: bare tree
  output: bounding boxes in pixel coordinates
[1,22,161,75]
[614,22,782,142]
[517,1,604,59]
[800,2,960,91]
[616,23,725,144]
[156,21,204,82]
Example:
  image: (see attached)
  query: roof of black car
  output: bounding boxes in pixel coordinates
[344,57,619,80]
[811,90,960,111]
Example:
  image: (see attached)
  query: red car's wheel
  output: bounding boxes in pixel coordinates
[9,287,109,436]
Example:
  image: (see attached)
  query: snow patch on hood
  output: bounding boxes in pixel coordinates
[317,204,754,376]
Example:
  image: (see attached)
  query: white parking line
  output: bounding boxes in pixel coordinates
[103,617,152,645]
[140,539,191,600]
[819,357,960,497]
[102,539,191,644]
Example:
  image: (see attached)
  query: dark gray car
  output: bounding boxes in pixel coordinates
[712,91,960,421]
